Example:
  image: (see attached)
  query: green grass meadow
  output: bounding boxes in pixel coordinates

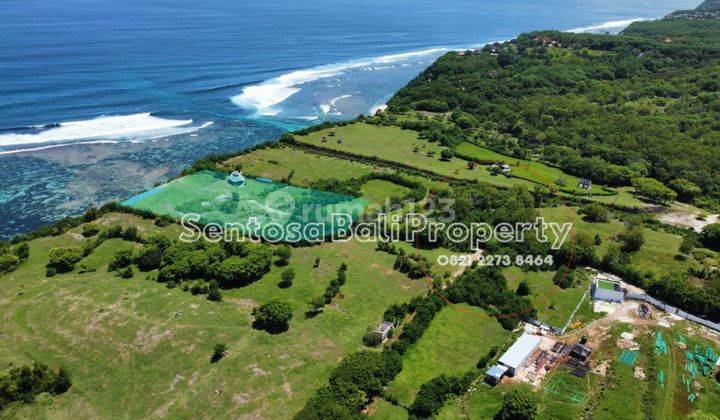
[0,214,427,418]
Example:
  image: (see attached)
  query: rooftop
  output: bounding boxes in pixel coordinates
[498,333,542,369]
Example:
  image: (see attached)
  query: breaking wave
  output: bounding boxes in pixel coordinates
[0,113,212,151]
[568,17,648,33]
[231,48,447,116]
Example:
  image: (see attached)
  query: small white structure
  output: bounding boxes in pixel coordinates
[497,333,542,377]
[578,178,592,190]
[591,273,624,303]
[228,170,246,186]
[375,321,394,341]
[501,164,512,174]
[485,364,508,385]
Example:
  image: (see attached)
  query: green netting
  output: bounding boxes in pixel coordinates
[706,347,718,364]
[620,350,640,366]
[684,362,699,378]
[654,331,668,356]
[123,171,368,241]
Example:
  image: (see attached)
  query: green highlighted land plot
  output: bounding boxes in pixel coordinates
[122,170,368,240]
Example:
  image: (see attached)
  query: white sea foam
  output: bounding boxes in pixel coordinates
[320,94,353,114]
[568,18,648,33]
[0,113,211,149]
[370,104,388,115]
[231,48,447,116]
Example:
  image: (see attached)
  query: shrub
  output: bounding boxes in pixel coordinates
[362,330,383,347]
[15,243,30,262]
[618,226,645,253]
[279,268,295,288]
[211,343,227,363]
[189,281,207,295]
[632,177,676,204]
[212,247,273,288]
[120,266,134,279]
[106,225,123,238]
[122,226,140,242]
[578,203,610,223]
[81,223,100,237]
[109,248,134,271]
[516,279,531,296]
[135,245,163,271]
[409,373,473,418]
[496,388,538,420]
[0,253,20,274]
[47,247,84,273]
[207,280,222,302]
[275,245,292,266]
[0,363,71,409]
[701,223,720,251]
[253,300,293,333]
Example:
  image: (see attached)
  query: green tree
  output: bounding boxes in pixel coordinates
[211,343,227,363]
[120,266,134,279]
[81,223,100,237]
[632,177,677,204]
[14,243,30,262]
[618,226,645,253]
[440,148,455,161]
[212,247,273,288]
[279,268,295,289]
[0,253,20,274]
[496,388,537,420]
[516,279,531,296]
[701,223,720,251]
[109,248,134,271]
[669,178,702,202]
[578,203,610,223]
[679,235,697,256]
[47,247,84,273]
[207,280,222,302]
[275,245,292,266]
[253,300,293,333]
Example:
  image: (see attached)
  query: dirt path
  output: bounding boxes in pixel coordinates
[452,249,484,278]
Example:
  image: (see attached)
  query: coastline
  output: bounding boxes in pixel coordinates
[0,13,692,240]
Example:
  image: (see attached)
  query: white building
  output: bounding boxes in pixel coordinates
[228,170,246,186]
[486,333,541,384]
[497,333,541,376]
[591,273,624,303]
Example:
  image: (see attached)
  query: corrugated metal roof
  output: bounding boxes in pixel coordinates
[498,333,541,370]
[486,364,508,378]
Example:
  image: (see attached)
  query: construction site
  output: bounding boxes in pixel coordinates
[484,271,720,416]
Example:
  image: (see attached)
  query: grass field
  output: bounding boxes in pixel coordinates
[582,186,650,209]
[455,142,588,191]
[360,179,411,204]
[455,142,653,209]
[386,304,510,406]
[0,214,427,418]
[503,267,592,329]
[294,123,536,189]
[538,206,700,277]
[224,146,381,186]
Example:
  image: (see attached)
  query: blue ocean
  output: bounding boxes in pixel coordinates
[0,0,699,237]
